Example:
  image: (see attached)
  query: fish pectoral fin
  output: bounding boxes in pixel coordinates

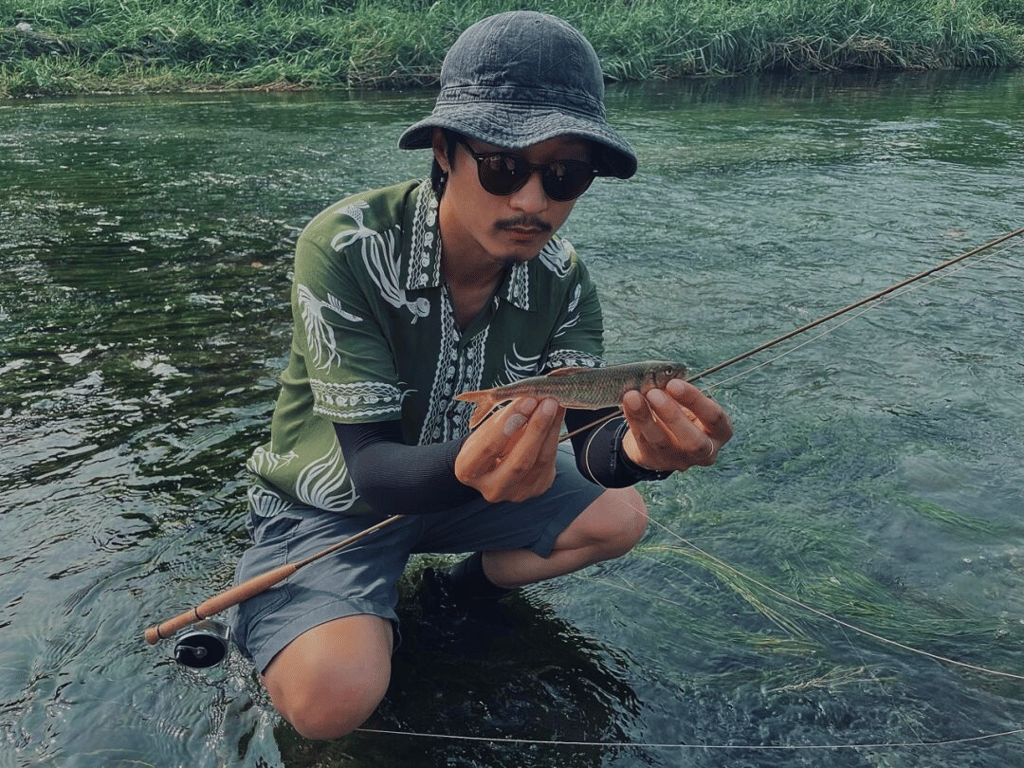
[454,389,490,402]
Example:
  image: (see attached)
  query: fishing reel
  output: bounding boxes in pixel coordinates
[172,619,232,669]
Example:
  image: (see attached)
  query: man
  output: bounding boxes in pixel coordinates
[232,11,732,740]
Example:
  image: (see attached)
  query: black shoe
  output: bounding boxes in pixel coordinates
[421,552,512,607]
[418,564,460,614]
[416,561,517,656]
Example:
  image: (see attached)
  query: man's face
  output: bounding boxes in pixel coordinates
[433,131,592,272]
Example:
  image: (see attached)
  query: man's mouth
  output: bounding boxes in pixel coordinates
[496,217,552,237]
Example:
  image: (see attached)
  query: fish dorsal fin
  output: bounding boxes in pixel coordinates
[546,366,590,377]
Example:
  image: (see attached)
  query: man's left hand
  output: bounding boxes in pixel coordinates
[620,378,732,473]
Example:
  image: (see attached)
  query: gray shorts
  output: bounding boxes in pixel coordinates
[231,446,604,673]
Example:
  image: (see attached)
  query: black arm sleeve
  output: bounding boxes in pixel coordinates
[336,405,670,515]
[566,407,673,487]
[333,421,480,515]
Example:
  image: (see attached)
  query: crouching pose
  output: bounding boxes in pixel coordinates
[232,10,733,739]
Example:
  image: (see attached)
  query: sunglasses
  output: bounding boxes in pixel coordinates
[455,137,599,202]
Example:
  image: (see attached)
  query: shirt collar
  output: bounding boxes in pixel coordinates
[403,180,569,314]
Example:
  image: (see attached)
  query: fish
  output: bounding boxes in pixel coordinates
[455,360,688,429]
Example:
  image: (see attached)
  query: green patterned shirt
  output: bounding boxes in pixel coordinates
[247,179,605,514]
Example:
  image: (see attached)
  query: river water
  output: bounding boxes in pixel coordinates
[1,69,1022,767]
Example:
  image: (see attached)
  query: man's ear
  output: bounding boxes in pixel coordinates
[431,128,451,173]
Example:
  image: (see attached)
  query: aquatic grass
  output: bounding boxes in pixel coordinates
[895,494,999,537]
[640,542,811,637]
[624,423,1014,669]
[2,0,1023,95]
[765,662,898,693]
[630,532,1011,688]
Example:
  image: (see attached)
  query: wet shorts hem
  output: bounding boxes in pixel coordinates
[251,597,397,674]
[530,502,593,558]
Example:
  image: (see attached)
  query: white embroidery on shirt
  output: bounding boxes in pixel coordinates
[407,181,440,290]
[554,283,583,338]
[297,284,362,371]
[294,440,357,512]
[505,262,531,309]
[417,291,483,444]
[330,198,431,322]
[501,345,541,385]
[329,200,377,251]
[246,446,299,476]
[538,238,572,278]
[310,380,403,420]
[246,483,295,518]
[361,227,431,322]
[546,349,604,370]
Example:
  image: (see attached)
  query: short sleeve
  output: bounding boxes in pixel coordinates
[289,207,404,424]
[542,243,605,372]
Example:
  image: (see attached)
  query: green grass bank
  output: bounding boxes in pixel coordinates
[2,0,1023,96]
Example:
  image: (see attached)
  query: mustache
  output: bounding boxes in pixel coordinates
[495,217,553,233]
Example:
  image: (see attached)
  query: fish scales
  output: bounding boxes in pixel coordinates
[455,360,687,429]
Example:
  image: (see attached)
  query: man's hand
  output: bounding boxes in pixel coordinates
[620,378,732,473]
[455,397,565,502]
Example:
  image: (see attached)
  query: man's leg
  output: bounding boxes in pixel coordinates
[481,486,648,588]
[233,493,414,742]
[261,614,393,740]
[253,468,644,738]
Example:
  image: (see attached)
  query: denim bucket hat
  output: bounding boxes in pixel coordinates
[399,11,637,179]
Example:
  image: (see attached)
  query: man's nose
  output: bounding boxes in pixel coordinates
[507,170,549,212]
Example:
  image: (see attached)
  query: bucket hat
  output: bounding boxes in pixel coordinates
[399,11,637,179]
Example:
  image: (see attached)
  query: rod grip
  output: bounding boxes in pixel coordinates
[143,562,297,645]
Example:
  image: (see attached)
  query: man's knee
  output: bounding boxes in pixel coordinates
[608,486,649,554]
[584,487,649,559]
[274,673,387,740]
[261,615,392,740]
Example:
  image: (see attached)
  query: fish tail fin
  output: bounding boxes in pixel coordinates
[455,390,502,429]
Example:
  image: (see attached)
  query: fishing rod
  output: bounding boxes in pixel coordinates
[562,225,1024,441]
[685,225,1024,385]
[143,514,405,662]
[144,226,1023,662]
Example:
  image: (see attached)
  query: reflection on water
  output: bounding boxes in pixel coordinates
[1,70,1023,767]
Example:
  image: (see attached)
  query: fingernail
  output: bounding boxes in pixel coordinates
[518,397,538,413]
[504,414,527,436]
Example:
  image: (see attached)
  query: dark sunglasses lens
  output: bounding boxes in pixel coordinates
[542,161,595,201]
[473,155,519,195]
[475,152,595,201]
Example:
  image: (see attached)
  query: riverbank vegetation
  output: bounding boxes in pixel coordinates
[2,0,1022,96]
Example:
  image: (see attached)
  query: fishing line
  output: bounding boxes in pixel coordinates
[685,226,1024,386]
[354,725,1024,751]
[622,235,1024,684]
[642,516,1024,682]
[560,227,1024,441]
[344,233,1024,750]
[353,509,1024,750]
[701,235,1022,394]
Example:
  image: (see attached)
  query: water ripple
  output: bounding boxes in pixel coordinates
[2,72,1023,767]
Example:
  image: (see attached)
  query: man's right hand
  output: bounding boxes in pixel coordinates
[455,396,565,503]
